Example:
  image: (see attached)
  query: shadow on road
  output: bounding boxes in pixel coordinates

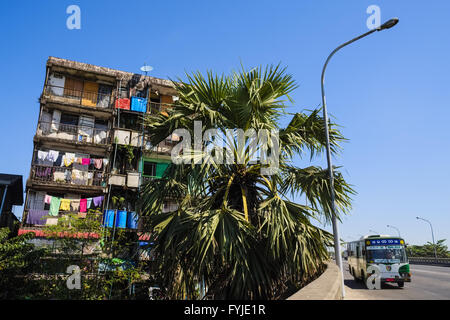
[344,278,366,290]
[344,278,403,290]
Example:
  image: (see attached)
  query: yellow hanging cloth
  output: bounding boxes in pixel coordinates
[60,199,71,211]
[63,153,75,167]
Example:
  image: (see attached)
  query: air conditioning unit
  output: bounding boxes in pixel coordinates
[127,172,140,188]
[114,129,131,145]
[108,174,126,186]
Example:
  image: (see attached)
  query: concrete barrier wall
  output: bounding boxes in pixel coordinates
[287,261,342,300]
[409,257,450,267]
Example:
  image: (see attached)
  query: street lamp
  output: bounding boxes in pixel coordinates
[387,224,401,237]
[416,217,438,261]
[320,17,399,298]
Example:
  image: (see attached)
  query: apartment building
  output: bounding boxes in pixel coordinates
[20,57,178,240]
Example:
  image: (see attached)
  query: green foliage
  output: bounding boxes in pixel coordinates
[141,65,355,299]
[406,239,450,258]
[32,210,146,299]
[1,212,150,300]
[118,144,135,166]
[111,196,126,210]
[0,225,48,299]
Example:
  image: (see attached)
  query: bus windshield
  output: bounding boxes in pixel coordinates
[366,245,407,264]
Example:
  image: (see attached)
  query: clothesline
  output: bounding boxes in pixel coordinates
[45,194,105,216]
[26,194,105,226]
[37,150,109,169]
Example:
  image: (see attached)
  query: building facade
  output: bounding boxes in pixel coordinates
[0,174,23,233]
[20,57,178,239]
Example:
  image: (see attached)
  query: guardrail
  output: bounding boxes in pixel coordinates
[409,257,450,266]
[37,121,110,145]
[149,102,174,114]
[31,164,106,187]
[44,84,113,109]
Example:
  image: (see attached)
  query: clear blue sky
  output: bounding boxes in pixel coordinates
[1,0,449,246]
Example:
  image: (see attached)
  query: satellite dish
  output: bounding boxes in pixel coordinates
[140,64,153,74]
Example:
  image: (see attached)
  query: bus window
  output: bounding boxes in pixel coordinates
[366,246,407,263]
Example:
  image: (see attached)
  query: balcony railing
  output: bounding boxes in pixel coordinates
[148,102,175,115]
[36,121,110,145]
[143,138,176,154]
[141,176,156,184]
[44,84,113,109]
[31,165,106,187]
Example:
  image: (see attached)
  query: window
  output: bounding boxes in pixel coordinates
[119,113,141,131]
[59,113,79,133]
[118,87,129,99]
[60,113,78,125]
[135,89,147,98]
[366,246,407,263]
[143,161,169,178]
[64,77,84,98]
[150,95,161,114]
[97,84,112,108]
[94,119,108,130]
[143,161,156,177]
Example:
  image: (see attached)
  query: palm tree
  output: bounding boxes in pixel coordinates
[140,65,355,299]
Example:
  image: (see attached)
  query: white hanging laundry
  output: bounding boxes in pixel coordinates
[37,150,49,161]
[53,171,66,182]
[94,130,107,144]
[47,150,60,163]
[62,152,76,167]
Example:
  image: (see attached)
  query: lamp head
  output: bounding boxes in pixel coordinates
[378,18,399,31]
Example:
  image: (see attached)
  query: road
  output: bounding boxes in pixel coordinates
[343,261,450,300]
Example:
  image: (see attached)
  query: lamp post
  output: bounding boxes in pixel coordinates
[320,18,399,298]
[387,224,401,237]
[416,217,438,261]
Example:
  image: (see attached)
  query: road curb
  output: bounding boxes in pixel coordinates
[287,261,343,300]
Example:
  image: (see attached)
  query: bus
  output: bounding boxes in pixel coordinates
[347,235,411,288]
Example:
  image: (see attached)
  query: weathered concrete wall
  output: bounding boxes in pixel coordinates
[47,56,177,95]
[287,261,343,300]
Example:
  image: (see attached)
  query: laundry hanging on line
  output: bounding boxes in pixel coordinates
[34,194,105,218]
[36,150,107,170]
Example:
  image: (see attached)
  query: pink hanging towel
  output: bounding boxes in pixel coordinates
[93,159,103,169]
[82,158,90,165]
[80,198,87,212]
[44,194,52,204]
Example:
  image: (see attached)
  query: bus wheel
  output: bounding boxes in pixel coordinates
[352,268,358,281]
[397,282,404,288]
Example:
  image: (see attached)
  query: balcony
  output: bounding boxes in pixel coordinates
[141,176,156,185]
[36,121,110,146]
[143,138,176,155]
[30,165,107,190]
[148,101,175,115]
[43,84,113,110]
